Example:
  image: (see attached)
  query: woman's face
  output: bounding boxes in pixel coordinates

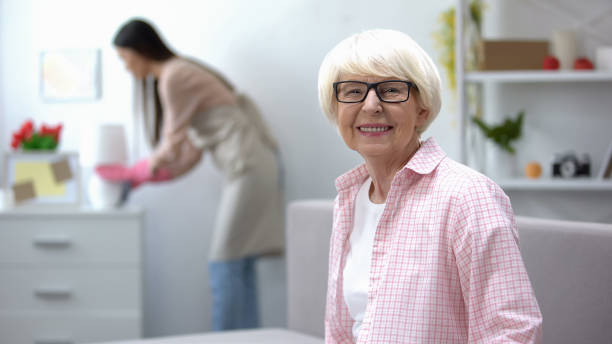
[116,47,150,79]
[336,75,429,162]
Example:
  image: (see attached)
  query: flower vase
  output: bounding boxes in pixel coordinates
[469,125,487,173]
[485,141,518,181]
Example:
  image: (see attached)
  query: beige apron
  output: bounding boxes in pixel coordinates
[188,94,284,261]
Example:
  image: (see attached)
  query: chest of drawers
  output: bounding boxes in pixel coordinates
[0,207,143,344]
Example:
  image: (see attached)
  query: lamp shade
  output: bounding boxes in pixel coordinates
[80,123,128,167]
[93,124,128,165]
[83,124,128,209]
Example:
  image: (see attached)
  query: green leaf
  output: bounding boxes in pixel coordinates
[39,135,56,149]
[472,110,525,154]
[20,133,58,151]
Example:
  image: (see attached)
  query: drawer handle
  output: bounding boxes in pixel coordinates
[34,287,73,298]
[33,236,73,248]
[34,339,74,344]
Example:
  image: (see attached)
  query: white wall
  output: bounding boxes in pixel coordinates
[4,0,608,339]
[0,0,457,338]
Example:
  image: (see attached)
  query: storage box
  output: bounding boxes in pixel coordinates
[478,40,549,70]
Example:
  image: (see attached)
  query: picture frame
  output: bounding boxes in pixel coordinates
[2,152,81,207]
[40,49,101,102]
[598,140,612,179]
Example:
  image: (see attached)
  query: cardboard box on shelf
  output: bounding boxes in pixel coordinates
[479,40,549,71]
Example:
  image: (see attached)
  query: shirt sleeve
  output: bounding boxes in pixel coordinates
[325,194,356,344]
[150,63,204,174]
[452,179,543,344]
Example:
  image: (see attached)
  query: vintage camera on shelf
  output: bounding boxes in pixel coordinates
[552,152,591,178]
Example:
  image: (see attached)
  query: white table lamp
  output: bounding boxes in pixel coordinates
[83,124,128,208]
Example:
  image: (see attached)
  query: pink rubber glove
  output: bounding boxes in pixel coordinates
[95,159,172,188]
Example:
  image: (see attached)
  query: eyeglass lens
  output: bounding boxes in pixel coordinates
[336,81,410,103]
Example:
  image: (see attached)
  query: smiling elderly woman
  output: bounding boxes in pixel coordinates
[318,29,542,344]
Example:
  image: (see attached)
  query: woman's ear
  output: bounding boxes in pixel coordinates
[416,105,430,128]
[412,91,429,127]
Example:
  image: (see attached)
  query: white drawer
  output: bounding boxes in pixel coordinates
[0,311,141,344]
[0,218,140,265]
[0,267,141,310]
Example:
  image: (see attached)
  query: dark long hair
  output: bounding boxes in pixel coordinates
[113,19,235,147]
[113,19,175,61]
[113,19,175,146]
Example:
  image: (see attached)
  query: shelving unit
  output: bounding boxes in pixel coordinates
[465,70,612,83]
[498,179,612,191]
[456,0,612,192]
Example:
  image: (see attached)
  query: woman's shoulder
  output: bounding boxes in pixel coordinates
[434,156,506,200]
[159,57,218,94]
[161,58,204,79]
[159,58,189,87]
[434,158,515,238]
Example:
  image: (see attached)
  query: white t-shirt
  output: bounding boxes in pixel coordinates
[342,177,385,341]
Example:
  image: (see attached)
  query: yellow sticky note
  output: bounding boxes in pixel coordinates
[14,161,66,197]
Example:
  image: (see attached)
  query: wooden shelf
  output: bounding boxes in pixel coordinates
[465,70,612,83]
[497,178,612,191]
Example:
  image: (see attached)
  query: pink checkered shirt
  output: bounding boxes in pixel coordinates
[325,138,542,344]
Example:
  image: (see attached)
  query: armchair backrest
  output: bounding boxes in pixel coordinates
[516,216,612,344]
[286,200,333,338]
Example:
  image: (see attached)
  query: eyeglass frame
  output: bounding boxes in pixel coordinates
[333,80,417,103]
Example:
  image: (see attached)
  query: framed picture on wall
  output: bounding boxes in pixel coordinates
[2,152,81,207]
[40,49,101,102]
[598,140,612,179]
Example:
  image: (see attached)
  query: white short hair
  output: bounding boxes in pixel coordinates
[318,29,442,134]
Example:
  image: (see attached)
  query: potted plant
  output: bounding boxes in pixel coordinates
[472,110,524,154]
[11,119,63,151]
[472,110,525,178]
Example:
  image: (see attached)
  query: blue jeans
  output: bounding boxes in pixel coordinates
[208,256,259,331]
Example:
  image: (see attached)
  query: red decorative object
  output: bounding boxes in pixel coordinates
[542,55,560,70]
[10,119,63,150]
[574,57,594,70]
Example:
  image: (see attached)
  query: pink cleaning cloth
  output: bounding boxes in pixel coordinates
[95,159,172,188]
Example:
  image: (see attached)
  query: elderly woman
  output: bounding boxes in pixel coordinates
[318,29,542,343]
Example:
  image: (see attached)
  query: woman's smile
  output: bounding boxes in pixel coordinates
[357,124,393,136]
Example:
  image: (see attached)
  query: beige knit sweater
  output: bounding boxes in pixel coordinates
[150,57,277,179]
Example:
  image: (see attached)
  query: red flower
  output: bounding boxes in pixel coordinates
[9,120,63,150]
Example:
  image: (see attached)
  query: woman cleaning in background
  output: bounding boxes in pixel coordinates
[104,18,284,330]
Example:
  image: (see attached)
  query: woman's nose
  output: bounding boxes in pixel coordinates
[362,89,382,113]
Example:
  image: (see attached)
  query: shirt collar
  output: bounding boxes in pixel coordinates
[334,137,446,192]
[403,137,446,175]
[334,163,369,193]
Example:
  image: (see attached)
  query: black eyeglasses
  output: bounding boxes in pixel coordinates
[333,80,416,103]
